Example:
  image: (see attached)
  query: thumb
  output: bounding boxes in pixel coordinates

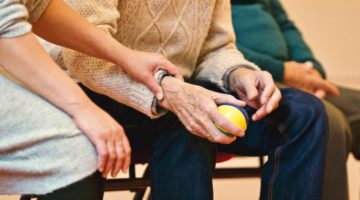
[160,61,184,81]
[303,61,314,72]
[145,79,164,100]
[314,89,326,99]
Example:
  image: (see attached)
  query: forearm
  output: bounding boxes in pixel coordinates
[0,33,92,116]
[61,47,160,118]
[32,0,129,68]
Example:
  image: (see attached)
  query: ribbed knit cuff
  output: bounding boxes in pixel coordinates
[151,70,170,116]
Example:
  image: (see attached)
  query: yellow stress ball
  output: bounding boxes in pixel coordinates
[216,104,249,136]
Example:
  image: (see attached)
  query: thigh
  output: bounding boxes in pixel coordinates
[326,86,360,123]
[321,100,350,200]
[0,75,98,195]
[322,100,351,154]
[218,88,326,156]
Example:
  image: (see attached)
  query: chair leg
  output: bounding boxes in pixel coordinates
[132,166,151,200]
[259,156,265,168]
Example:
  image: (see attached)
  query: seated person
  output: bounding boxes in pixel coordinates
[44,0,329,199]
[231,0,360,199]
[0,0,180,199]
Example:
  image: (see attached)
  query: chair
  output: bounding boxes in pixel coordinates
[20,153,264,200]
[105,153,264,200]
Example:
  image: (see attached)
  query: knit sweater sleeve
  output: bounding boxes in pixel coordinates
[270,0,326,78]
[193,0,259,91]
[0,0,31,38]
[61,0,159,118]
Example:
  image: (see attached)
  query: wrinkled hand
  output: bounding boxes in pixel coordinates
[284,61,339,99]
[120,49,183,100]
[229,68,281,121]
[68,101,131,178]
[159,77,246,144]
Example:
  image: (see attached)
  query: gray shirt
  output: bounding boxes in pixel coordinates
[0,0,50,38]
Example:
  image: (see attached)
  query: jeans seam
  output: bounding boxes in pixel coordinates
[278,123,290,141]
[268,147,281,200]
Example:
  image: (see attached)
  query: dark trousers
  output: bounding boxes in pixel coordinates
[81,82,328,200]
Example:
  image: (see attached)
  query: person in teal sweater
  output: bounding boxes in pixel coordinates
[232,0,360,199]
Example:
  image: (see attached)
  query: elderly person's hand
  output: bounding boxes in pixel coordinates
[228,68,282,121]
[284,61,339,99]
[302,61,339,99]
[158,77,246,144]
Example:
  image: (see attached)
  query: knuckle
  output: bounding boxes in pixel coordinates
[213,135,225,143]
[118,153,125,159]
[216,117,227,127]
[99,150,108,157]
[111,126,120,134]
[109,153,117,160]
[263,71,272,77]
[125,148,132,155]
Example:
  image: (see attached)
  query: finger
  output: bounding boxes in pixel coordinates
[234,75,259,100]
[205,118,237,144]
[327,83,340,96]
[180,115,208,139]
[144,78,164,100]
[252,104,268,121]
[160,60,184,80]
[208,108,245,137]
[195,113,236,144]
[212,92,246,107]
[95,141,108,173]
[259,74,276,105]
[303,61,314,72]
[265,88,282,114]
[103,141,116,178]
[121,136,131,173]
[111,139,124,177]
[242,77,259,100]
[309,77,339,96]
[314,89,326,99]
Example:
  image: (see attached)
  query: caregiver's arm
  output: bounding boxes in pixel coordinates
[32,0,182,100]
[0,33,131,178]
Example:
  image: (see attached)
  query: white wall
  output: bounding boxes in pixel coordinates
[281,0,360,88]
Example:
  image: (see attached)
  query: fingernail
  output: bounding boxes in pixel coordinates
[156,93,163,100]
[252,115,257,121]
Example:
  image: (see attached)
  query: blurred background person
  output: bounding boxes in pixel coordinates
[231,0,360,199]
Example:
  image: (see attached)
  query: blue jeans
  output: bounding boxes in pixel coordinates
[218,89,328,200]
[81,83,328,200]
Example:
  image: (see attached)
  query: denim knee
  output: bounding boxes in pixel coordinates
[278,88,328,142]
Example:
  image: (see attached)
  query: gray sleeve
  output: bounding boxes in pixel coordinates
[0,0,32,38]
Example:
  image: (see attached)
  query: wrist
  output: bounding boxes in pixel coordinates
[158,76,183,110]
[283,62,294,82]
[63,98,95,118]
[111,43,133,68]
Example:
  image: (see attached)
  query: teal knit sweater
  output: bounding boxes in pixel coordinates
[231,0,326,81]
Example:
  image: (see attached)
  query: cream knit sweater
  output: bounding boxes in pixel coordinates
[48,0,258,118]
